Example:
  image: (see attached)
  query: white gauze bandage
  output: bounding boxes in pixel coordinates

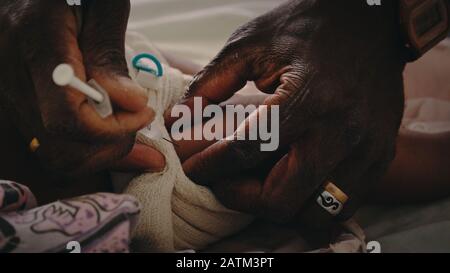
[116,32,254,252]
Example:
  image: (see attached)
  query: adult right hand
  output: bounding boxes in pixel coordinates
[180,0,407,225]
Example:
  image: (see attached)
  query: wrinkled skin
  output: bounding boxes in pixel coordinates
[0,0,164,203]
[0,0,406,231]
[0,0,165,175]
[180,0,406,228]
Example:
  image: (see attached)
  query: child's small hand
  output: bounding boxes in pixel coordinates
[112,143,166,173]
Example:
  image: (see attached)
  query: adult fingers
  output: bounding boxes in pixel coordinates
[164,25,266,127]
[78,0,155,138]
[252,116,361,222]
[182,67,314,185]
[20,1,88,138]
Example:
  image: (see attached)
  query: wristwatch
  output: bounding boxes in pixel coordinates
[400,0,450,61]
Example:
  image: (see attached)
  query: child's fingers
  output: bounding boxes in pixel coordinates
[112,144,166,173]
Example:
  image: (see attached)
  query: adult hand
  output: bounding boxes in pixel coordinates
[0,0,165,176]
[181,0,406,226]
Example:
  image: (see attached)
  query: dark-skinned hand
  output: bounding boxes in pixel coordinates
[179,0,406,228]
[0,0,165,177]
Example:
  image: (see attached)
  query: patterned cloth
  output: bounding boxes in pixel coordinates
[0,180,140,253]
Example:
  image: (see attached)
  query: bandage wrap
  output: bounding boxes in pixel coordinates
[118,32,253,252]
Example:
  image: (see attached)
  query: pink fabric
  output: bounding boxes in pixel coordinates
[0,180,140,253]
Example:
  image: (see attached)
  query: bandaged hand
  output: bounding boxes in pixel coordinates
[0,0,164,176]
[179,0,407,227]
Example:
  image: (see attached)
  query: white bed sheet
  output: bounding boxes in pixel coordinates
[129,0,284,65]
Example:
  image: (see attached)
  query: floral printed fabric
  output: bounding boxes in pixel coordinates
[0,180,140,253]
